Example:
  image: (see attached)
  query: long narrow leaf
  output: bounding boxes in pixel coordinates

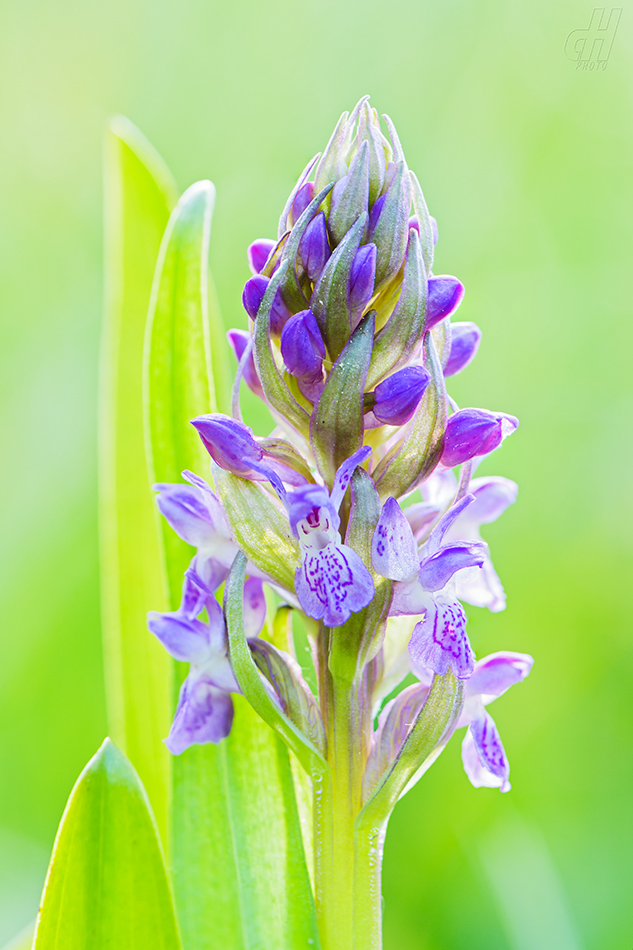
[33,740,181,950]
[100,116,178,845]
[144,177,322,949]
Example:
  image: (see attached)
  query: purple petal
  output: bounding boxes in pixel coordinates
[418,541,487,592]
[426,276,464,330]
[371,496,419,582]
[404,502,441,540]
[454,556,507,613]
[280,309,326,378]
[295,542,374,627]
[299,211,331,281]
[165,673,234,754]
[426,493,476,554]
[466,651,533,704]
[227,329,264,399]
[441,409,519,468]
[372,366,430,426]
[349,243,377,327]
[409,598,475,679]
[330,444,373,510]
[154,483,219,548]
[444,322,482,377]
[285,483,337,538]
[180,566,211,618]
[242,274,270,319]
[290,181,314,226]
[368,193,386,235]
[191,414,263,476]
[463,711,511,792]
[243,577,267,639]
[466,476,518,525]
[247,238,276,275]
[147,611,210,663]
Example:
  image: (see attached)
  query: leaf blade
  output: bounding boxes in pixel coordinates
[33,740,182,950]
[100,117,178,845]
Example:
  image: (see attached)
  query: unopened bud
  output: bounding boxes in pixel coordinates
[349,243,377,326]
[242,273,292,333]
[247,238,276,275]
[280,309,326,378]
[299,211,331,281]
[371,365,430,425]
[191,415,263,476]
[408,214,438,246]
[441,408,518,467]
[426,275,464,330]
[227,329,264,398]
[444,322,481,377]
[290,181,314,227]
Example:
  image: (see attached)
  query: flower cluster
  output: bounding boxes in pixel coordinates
[148,97,532,794]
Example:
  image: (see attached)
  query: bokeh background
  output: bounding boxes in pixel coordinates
[1,1,632,947]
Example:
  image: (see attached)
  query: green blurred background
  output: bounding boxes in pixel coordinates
[1,0,631,946]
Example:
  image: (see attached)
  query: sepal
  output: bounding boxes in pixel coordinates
[328,140,371,245]
[367,161,411,288]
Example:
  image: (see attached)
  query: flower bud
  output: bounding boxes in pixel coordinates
[227,329,264,398]
[247,238,276,275]
[426,276,465,330]
[441,408,519,468]
[280,309,326,378]
[242,273,292,333]
[408,214,438,246]
[298,211,331,281]
[444,322,481,377]
[191,414,263,475]
[290,181,314,226]
[349,243,377,326]
[371,365,430,425]
[242,274,269,319]
[328,141,371,245]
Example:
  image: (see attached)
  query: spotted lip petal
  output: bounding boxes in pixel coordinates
[408,596,475,679]
[166,673,234,754]
[295,541,374,628]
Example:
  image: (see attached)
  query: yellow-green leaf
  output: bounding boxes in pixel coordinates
[33,740,181,950]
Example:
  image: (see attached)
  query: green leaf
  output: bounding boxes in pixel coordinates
[100,116,178,845]
[144,178,223,598]
[214,468,299,590]
[144,173,322,949]
[311,311,375,485]
[33,740,181,950]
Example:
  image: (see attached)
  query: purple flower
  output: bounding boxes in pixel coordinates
[242,274,270,320]
[290,181,315,226]
[191,413,309,487]
[191,415,264,476]
[422,470,518,612]
[372,495,487,678]
[426,276,465,330]
[247,238,276,275]
[242,273,292,332]
[280,309,326,378]
[370,366,430,426]
[154,470,237,591]
[444,321,482,377]
[148,570,239,754]
[349,243,377,327]
[227,328,264,399]
[441,408,519,468]
[299,212,331,281]
[408,214,438,246]
[457,651,533,792]
[262,446,375,627]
